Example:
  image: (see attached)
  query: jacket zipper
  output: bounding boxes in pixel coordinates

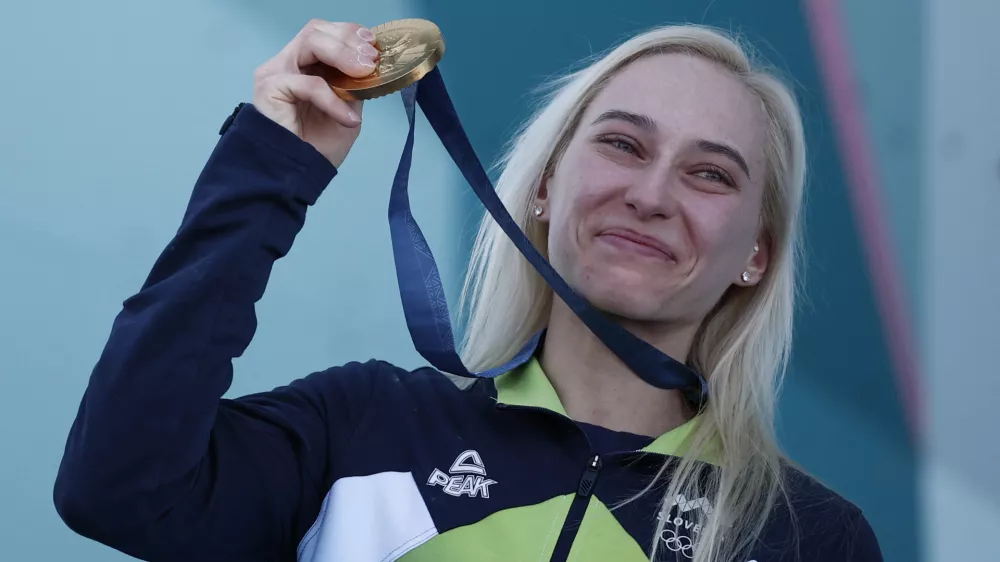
[496,403,666,561]
[549,454,603,562]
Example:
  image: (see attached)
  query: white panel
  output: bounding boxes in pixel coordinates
[298,472,439,562]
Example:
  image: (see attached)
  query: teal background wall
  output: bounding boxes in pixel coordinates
[839,0,923,316]
[0,0,921,560]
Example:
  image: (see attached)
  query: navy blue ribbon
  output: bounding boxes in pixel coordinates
[388,66,708,408]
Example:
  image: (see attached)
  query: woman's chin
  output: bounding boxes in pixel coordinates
[579,277,671,322]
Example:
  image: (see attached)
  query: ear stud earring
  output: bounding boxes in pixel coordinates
[741,271,751,283]
[754,242,759,253]
[533,205,544,217]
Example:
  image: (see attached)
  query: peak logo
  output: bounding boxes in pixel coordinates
[426,450,497,498]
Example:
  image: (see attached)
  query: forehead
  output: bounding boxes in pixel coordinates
[585,53,767,174]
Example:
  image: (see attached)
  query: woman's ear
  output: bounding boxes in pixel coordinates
[532,177,551,222]
[738,235,769,286]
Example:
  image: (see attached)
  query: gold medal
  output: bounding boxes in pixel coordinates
[325,18,445,101]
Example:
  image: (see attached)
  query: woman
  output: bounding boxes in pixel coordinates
[54,19,882,562]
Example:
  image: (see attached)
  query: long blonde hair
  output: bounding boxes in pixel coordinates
[458,24,807,562]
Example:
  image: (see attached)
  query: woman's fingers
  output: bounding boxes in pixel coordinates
[292,20,378,78]
[260,73,362,127]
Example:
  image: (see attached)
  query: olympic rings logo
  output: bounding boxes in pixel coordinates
[660,528,694,558]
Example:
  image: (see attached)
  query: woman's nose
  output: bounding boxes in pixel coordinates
[623,170,681,220]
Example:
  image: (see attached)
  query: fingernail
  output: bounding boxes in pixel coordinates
[357,53,376,69]
[348,110,361,123]
[358,43,378,57]
[357,27,375,41]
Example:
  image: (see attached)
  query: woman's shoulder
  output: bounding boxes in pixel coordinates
[758,464,883,561]
[297,358,492,409]
[360,359,487,393]
[779,463,863,514]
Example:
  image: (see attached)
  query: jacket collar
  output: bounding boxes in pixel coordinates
[494,356,720,464]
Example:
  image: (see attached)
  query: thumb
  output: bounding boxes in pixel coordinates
[348,99,364,119]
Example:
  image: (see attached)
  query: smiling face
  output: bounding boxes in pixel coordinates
[537,53,771,325]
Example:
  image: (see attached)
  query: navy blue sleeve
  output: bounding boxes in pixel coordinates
[53,104,378,562]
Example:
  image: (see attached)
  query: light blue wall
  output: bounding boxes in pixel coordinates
[922,1,1000,560]
[0,1,461,560]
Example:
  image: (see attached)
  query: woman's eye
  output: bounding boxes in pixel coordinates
[599,135,638,154]
[695,167,735,187]
[611,140,635,153]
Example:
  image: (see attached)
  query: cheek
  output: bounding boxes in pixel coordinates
[556,161,631,230]
[685,198,757,262]
[545,187,589,266]
[545,177,614,271]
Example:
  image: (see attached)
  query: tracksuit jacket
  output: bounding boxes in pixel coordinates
[53,102,884,562]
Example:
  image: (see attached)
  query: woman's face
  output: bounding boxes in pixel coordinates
[539,53,770,324]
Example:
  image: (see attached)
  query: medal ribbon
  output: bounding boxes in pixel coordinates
[388,67,708,407]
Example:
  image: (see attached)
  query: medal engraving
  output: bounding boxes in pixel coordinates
[322,19,445,101]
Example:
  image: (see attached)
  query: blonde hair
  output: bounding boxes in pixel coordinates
[458,24,806,562]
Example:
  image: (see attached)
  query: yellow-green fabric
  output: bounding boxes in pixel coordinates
[398,494,654,562]
[399,495,649,562]
[564,496,651,561]
[399,495,574,562]
[494,356,720,464]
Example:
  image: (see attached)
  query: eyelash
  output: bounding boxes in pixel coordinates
[598,135,736,187]
[694,165,736,187]
[598,134,639,155]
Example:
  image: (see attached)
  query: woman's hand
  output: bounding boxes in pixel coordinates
[253,20,379,168]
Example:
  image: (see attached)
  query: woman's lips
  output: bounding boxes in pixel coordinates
[597,228,676,261]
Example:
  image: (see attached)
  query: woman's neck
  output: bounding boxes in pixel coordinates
[539,300,698,437]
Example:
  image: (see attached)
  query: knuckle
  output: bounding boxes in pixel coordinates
[252,64,271,82]
[253,72,281,94]
[301,24,331,50]
[314,35,348,62]
[253,65,274,83]
[298,74,319,91]
[305,18,326,33]
[331,40,350,59]
[308,76,333,97]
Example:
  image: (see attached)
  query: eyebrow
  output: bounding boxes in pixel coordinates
[591,109,658,132]
[695,139,751,179]
[590,109,752,179]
